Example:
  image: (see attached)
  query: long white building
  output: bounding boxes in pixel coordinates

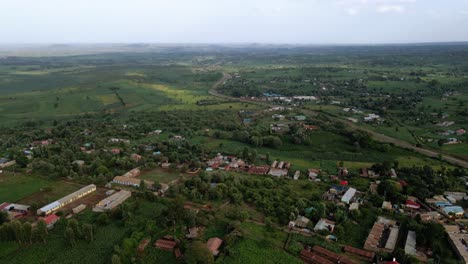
[37,184,96,215]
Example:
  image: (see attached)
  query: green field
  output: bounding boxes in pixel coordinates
[0,173,51,202]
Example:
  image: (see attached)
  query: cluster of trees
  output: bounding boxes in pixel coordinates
[0,219,47,244]
[63,219,94,247]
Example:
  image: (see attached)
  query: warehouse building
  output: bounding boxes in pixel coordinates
[93,190,131,212]
[37,184,96,215]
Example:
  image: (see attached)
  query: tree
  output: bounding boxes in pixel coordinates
[97,213,110,225]
[185,241,214,264]
[23,222,32,244]
[139,179,146,191]
[83,224,94,242]
[36,220,48,242]
[0,211,8,225]
[64,227,76,247]
[111,255,122,264]
[68,219,81,238]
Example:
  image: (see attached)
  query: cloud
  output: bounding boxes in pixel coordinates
[346,7,359,15]
[459,10,468,15]
[377,5,405,13]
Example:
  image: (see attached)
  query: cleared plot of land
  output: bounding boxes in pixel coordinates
[16,180,84,207]
[0,173,51,202]
[139,168,186,183]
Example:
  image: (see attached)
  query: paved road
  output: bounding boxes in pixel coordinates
[209,73,468,168]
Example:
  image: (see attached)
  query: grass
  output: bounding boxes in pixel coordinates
[217,222,302,264]
[139,168,184,183]
[16,180,85,207]
[0,172,51,202]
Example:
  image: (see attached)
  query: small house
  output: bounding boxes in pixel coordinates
[206,237,223,256]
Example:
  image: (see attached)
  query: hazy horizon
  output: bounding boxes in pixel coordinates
[2,0,468,44]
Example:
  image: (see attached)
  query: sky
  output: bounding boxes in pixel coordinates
[2,0,468,44]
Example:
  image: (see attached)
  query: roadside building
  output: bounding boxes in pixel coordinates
[37,184,96,215]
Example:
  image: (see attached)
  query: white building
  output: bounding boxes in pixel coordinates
[341,188,357,204]
[37,184,96,215]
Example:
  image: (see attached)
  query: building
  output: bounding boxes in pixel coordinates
[93,190,131,212]
[300,250,334,264]
[419,211,441,222]
[122,168,141,178]
[341,188,356,204]
[308,168,321,180]
[364,217,399,253]
[293,171,300,180]
[443,206,464,217]
[37,184,96,215]
[405,200,420,210]
[445,225,468,264]
[207,237,223,256]
[268,160,289,177]
[112,176,154,189]
[155,239,177,251]
[39,214,60,229]
[349,202,359,211]
[382,201,392,210]
[247,165,270,175]
[312,246,356,264]
[343,245,375,261]
[137,238,151,253]
[72,204,86,214]
[404,231,427,262]
[0,159,16,169]
[294,215,311,228]
[314,218,335,233]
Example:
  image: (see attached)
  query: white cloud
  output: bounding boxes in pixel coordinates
[346,7,359,15]
[377,5,405,13]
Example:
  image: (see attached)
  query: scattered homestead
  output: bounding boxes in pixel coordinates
[37,184,97,215]
[93,190,132,212]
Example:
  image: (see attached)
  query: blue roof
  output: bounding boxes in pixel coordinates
[443,206,464,214]
[435,201,452,207]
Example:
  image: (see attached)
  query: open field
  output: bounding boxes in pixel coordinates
[0,172,51,202]
[139,168,186,183]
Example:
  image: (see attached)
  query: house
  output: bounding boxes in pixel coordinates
[404,231,427,262]
[359,168,369,177]
[308,168,321,180]
[0,159,16,169]
[294,215,311,228]
[364,217,399,253]
[382,201,392,210]
[206,237,223,256]
[444,191,468,202]
[72,204,86,214]
[186,227,203,239]
[247,165,270,175]
[130,154,142,162]
[349,203,359,211]
[405,200,420,210]
[37,184,96,215]
[111,148,121,155]
[72,160,85,167]
[161,162,171,169]
[122,168,141,178]
[272,114,285,120]
[39,214,60,229]
[419,211,441,222]
[443,206,464,217]
[270,123,290,134]
[148,129,162,135]
[338,167,349,177]
[456,129,466,136]
[93,190,132,212]
[390,168,397,178]
[155,239,177,251]
[268,160,289,177]
[137,238,151,253]
[341,188,356,204]
[314,218,335,233]
[268,168,288,177]
[293,171,300,180]
[303,125,319,131]
[109,138,130,144]
[294,115,306,121]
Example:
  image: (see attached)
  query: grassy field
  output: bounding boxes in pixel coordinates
[217,222,302,264]
[0,172,51,202]
[16,180,85,207]
[139,168,185,183]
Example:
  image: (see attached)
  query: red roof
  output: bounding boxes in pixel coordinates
[40,214,60,225]
[343,245,375,260]
[406,200,420,209]
[155,239,177,251]
[300,250,334,264]
[207,237,223,255]
[0,202,10,211]
[340,180,348,186]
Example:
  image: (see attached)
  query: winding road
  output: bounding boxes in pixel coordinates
[209,73,468,168]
